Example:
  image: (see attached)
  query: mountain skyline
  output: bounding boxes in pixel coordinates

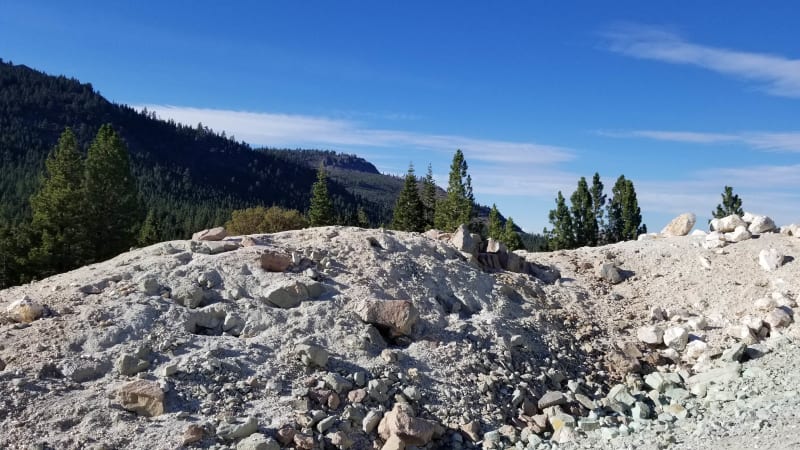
[3,1,799,231]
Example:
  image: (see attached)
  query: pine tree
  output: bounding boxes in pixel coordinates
[84,124,142,261]
[138,209,160,246]
[420,164,437,230]
[606,175,645,242]
[570,177,595,247]
[29,128,91,273]
[434,149,473,232]
[308,165,334,226]
[0,224,35,289]
[501,217,523,250]
[590,172,606,245]
[356,207,370,228]
[621,178,645,240]
[713,186,743,218]
[488,203,503,240]
[548,191,575,250]
[391,164,425,232]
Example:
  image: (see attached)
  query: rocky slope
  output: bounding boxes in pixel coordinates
[0,214,798,450]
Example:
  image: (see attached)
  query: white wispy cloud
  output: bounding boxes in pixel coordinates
[599,129,800,152]
[636,164,800,227]
[604,24,800,98]
[136,104,575,166]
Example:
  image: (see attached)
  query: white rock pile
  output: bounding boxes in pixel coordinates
[0,216,797,450]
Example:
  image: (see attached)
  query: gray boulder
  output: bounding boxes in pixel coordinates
[597,263,623,284]
[748,215,776,234]
[661,213,696,236]
[758,248,785,272]
[450,224,478,255]
[192,226,227,241]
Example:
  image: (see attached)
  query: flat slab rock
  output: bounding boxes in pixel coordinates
[192,226,227,241]
[538,391,568,409]
[117,379,165,417]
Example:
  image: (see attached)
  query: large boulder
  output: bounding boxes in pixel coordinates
[486,238,507,254]
[260,251,292,272]
[748,215,776,234]
[758,248,785,272]
[192,226,227,241]
[296,343,329,368]
[450,224,478,255]
[237,434,280,450]
[724,226,751,243]
[350,299,419,337]
[596,263,623,284]
[262,281,309,309]
[765,308,793,329]
[637,325,663,345]
[217,416,259,441]
[781,224,799,236]
[377,403,439,446]
[710,215,747,233]
[117,379,165,417]
[661,213,696,236]
[5,296,44,323]
[663,327,689,351]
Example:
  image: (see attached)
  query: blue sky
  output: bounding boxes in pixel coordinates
[2,1,799,232]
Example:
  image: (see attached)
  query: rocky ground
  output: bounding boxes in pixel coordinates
[0,213,798,450]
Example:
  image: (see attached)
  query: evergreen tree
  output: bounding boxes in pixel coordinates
[434,149,473,232]
[713,186,744,218]
[488,203,503,240]
[0,224,35,289]
[356,207,370,228]
[420,164,437,229]
[29,128,91,273]
[84,124,142,261]
[501,217,523,250]
[308,165,334,226]
[391,164,425,232]
[570,177,595,247]
[606,175,645,242]
[138,209,161,246]
[590,172,606,245]
[519,231,549,252]
[548,191,575,250]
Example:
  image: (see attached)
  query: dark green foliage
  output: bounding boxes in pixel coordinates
[138,209,160,246]
[84,124,142,260]
[356,207,370,228]
[0,60,405,287]
[0,60,387,242]
[0,223,35,287]
[421,164,437,230]
[488,204,502,240]
[520,231,549,252]
[501,217,523,250]
[391,164,425,232]
[713,186,743,218]
[225,205,308,234]
[434,149,472,232]
[590,172,606,244]
[547,191,575,250]
[308,166,335,226]
[28,128,91,273]
[606,175,645,242]
[570,177,595,247]
[259,148,396,225]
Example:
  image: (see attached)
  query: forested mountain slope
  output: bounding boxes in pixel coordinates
[0,60,394,239]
